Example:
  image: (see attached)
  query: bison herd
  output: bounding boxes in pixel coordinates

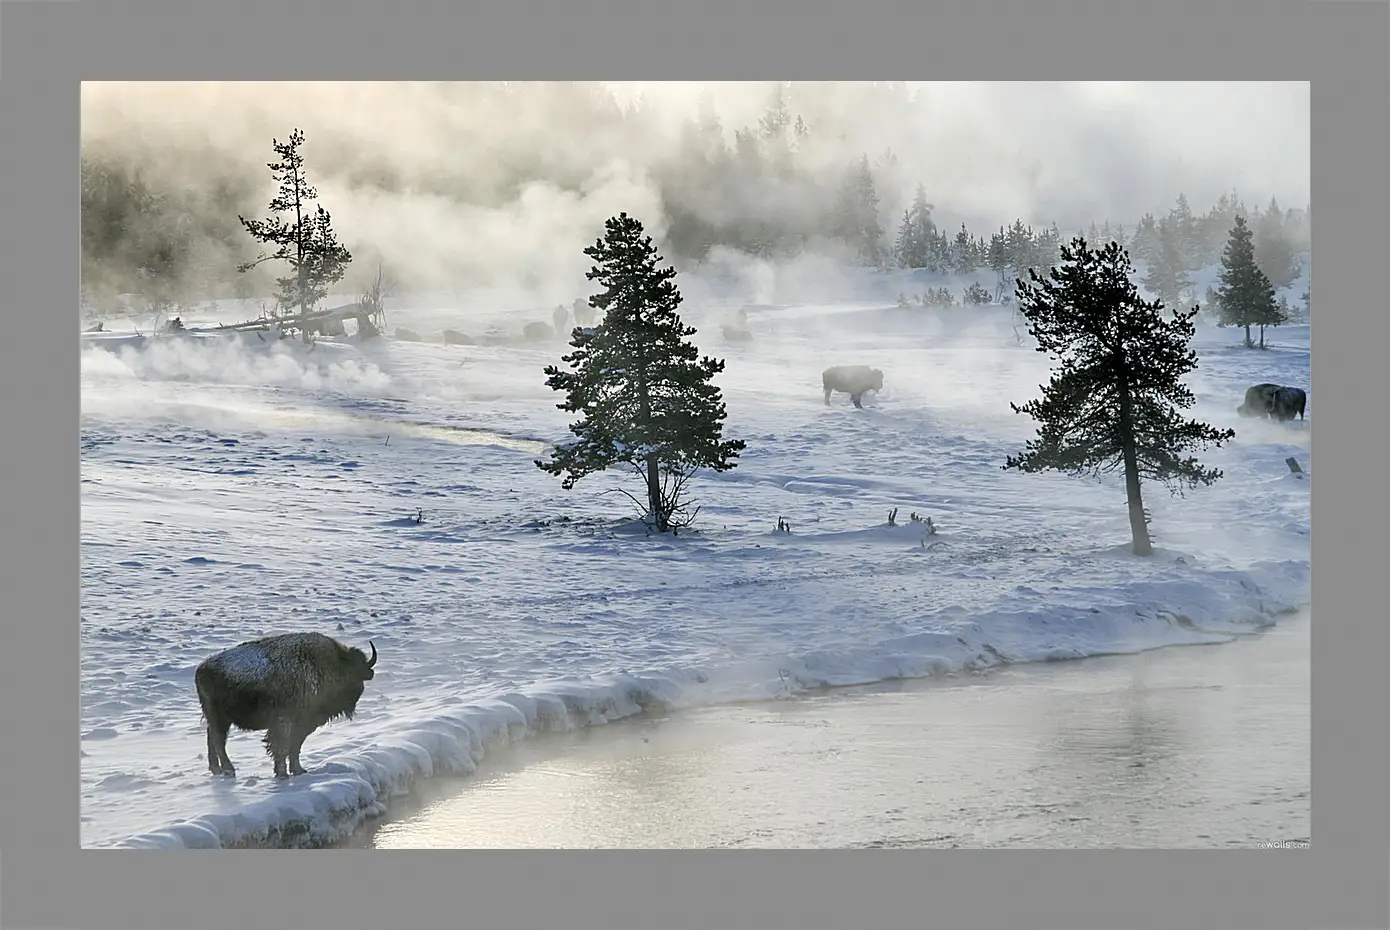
[187,329,1305,778]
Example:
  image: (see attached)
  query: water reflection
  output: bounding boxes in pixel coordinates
[363,614,1309,850]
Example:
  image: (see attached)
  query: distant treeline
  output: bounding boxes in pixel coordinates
[80,82,1311,311]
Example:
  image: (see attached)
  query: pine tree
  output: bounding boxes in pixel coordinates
[893,211,916,269]
[1130,213,1161,265]
[1168,193,1202,273]
[951,223,976,274]
[758,83,791,139]
[758,83,793,175]
[237,129,352,341]
[537,213,746,532]
[1141,218,1193,310]
[1004,219,1036,282]
[1041,222,1064,267]
[733,128,763,177]
[1200,191,1242,266]
[1004,238,1235,556]
[988,230,1011,301]
[1214,215,1280,348]
[1254,196,1300,291]
[890,186,935,269]
[831,155,885,267]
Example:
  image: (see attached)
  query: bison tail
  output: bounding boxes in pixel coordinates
[193,665,217,723]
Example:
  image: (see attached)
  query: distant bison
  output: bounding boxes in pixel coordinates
[522,321,553,342]
[394,327,422,342]
[1238,382,1306,422]
[442,329,476,346]
[573,297,595,327]
[721,308,753,342]
[194,632,378,779]
[822,365,884,409]
[552,304,569,337]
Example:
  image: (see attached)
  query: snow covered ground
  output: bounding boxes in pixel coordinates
[79,268,1311,849]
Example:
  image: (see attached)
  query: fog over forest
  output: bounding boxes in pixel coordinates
[79,81,1310,309]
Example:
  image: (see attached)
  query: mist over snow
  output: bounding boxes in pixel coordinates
[80,81,1309,306]
[79,82,1310,850]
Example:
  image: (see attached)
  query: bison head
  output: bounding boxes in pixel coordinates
[349,640,378,681]
[870,369,884,392]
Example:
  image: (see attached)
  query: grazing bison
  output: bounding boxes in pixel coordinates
[522,321,553,342]
[394,327,422,342]
[442,329,476,346]
[1238,382,1306,422]
[573,297,595,327]
[194,632,378,779]
[822,365,884,409]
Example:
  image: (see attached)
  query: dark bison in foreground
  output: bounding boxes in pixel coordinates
[822,365,884,408]
[194,632,378,779]
[1238,383,1306,422]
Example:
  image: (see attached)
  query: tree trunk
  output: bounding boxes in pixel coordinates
[295,168,309,343]
[1117,376,1154,556]
[645,452,664,531]
[635,359,664,531]
[1259,324,1266,349]
[1121,445,1152,556]
[1243,323,1252,347]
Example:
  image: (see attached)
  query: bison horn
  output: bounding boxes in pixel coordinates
[366,641,378,668]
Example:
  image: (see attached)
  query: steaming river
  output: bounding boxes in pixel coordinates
[351,609,1310,849]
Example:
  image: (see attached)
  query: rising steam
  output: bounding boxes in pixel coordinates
[80,81,1309,304]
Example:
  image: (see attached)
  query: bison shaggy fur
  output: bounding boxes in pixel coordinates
[194,632,378,779]
[822,365,885,409]
[1238,382,1306,422]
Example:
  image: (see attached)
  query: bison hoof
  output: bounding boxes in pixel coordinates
[290,765,308,776]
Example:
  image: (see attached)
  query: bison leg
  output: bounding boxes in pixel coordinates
[851,392,864,409]
[823,386,832,406]
[287,727,312,777]
[205,714,234,776]
[262,719,295,779]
